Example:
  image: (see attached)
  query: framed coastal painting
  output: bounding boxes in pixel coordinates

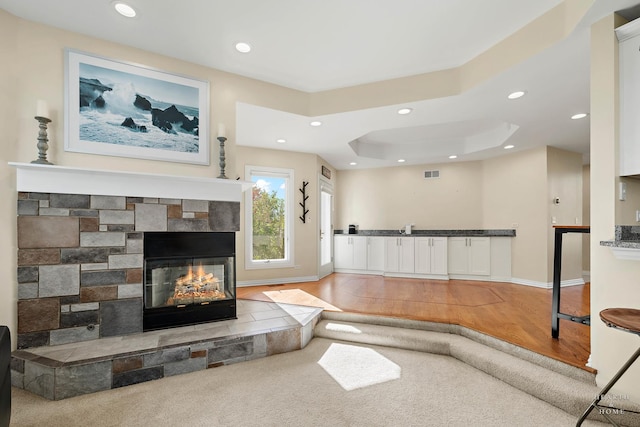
[64,49,210,165]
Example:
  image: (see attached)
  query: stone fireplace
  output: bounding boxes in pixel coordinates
[12,163,248,349]
[10,163,323,401]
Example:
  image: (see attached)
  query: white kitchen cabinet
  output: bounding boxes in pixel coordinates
[334,235,367,270]
[617,20,640,176]
[385,237,415,273]
[448,236,490,276]
[366,236,386,272]
[490,237,512,281]
[415,237,448,275]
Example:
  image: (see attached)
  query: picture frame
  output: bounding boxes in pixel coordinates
[321,165,332,179]
[64,49,210,165]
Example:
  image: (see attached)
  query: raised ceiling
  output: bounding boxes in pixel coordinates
[2,0,640,169]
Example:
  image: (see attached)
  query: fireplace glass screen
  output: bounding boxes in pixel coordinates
[145,256,235,309]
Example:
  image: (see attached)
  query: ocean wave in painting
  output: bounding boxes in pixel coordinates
[79,82,200,153]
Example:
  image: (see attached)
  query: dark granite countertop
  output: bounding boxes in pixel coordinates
[335,229,516,237]
[600,225,640,249]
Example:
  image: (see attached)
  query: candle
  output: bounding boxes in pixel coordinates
[36,100,49,118]
[217,123,226,138]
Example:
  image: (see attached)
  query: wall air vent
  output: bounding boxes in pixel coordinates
[423,170,440,179]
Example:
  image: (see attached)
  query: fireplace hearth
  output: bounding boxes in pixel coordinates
[143,232,236,331]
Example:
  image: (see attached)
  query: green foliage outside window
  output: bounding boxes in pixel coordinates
[252,185,285,260]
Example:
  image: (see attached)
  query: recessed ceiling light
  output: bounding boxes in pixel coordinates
[504,144,515,149]
[571,113,588,120]
[276,139,286,144]
[397,159,406,163]
[449,155,457,159]
[397,108,413,115]
[349,162,357,166]
[508,91,526,100]
[310,121,322,127]
[114,2,136,17]
[235,42,252,53]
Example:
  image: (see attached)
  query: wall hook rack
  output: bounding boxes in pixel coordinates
[299,181,309,223]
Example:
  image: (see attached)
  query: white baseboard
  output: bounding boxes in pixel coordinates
[334,268,383,275]
[448,274,512,283]
[237,275,319,287]
[511,277,586,289]
[383,272,449,280]
[237,273,588,289]
[582,270,591,283]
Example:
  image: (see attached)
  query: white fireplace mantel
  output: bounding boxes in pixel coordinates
[9,162,252,202]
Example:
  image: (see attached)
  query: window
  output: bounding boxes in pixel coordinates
[244,166,294,269]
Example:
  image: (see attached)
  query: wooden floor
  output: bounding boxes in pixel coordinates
[237,273,593,372]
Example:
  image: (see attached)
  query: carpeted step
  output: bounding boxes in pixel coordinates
[320,310,594,383]
[314,313,640,426]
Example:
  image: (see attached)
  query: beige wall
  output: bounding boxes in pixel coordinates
[591,13,640,402]
[0,9,19,342]
[8,16,310,180]
[617,176,640,224]
[482,147,549,283]
[235,146,324,284]
[547,146,584,282]
[582,165,590,271]
[335,161,483,232]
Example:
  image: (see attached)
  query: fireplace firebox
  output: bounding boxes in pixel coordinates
[143,232,236,331]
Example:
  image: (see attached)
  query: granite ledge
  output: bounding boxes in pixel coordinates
[335,229,516,237]
[600,225,640,249]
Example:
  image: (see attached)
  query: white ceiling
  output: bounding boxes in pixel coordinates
[2,0,640,170]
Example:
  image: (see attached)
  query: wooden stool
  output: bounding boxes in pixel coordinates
[576,308,640,426]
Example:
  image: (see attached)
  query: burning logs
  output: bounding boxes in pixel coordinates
[167,266,226,305]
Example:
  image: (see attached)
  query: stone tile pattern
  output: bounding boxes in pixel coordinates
[16,192,240,349]
[11,330,296,400]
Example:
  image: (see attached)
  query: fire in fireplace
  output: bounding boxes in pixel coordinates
[143,232,236,331]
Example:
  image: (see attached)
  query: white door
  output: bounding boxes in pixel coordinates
[319,178,334,278]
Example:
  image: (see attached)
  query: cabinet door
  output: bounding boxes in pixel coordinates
[398,237,415,273]
[447,236,469,274]
[468,237,490,276]
[384,237,400,272]
[334,236,352,269]
[619,33,640,176]
[430,237,448,275]
[352,236,368,270]
[414,237,432,274]
[367,237,385,271]
[416,237,448,274]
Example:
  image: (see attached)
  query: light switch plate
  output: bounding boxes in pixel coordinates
[620,182,627,201]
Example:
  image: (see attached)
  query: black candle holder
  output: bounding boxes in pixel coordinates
[31,116,53,165]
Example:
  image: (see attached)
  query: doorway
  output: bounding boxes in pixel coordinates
[319,177,334,278]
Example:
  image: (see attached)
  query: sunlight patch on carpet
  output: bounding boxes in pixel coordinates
[324,322,362,334]
[262,289,342,311]
[318,343,401,391]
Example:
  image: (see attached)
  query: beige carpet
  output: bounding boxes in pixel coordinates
[11,337,610,427]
